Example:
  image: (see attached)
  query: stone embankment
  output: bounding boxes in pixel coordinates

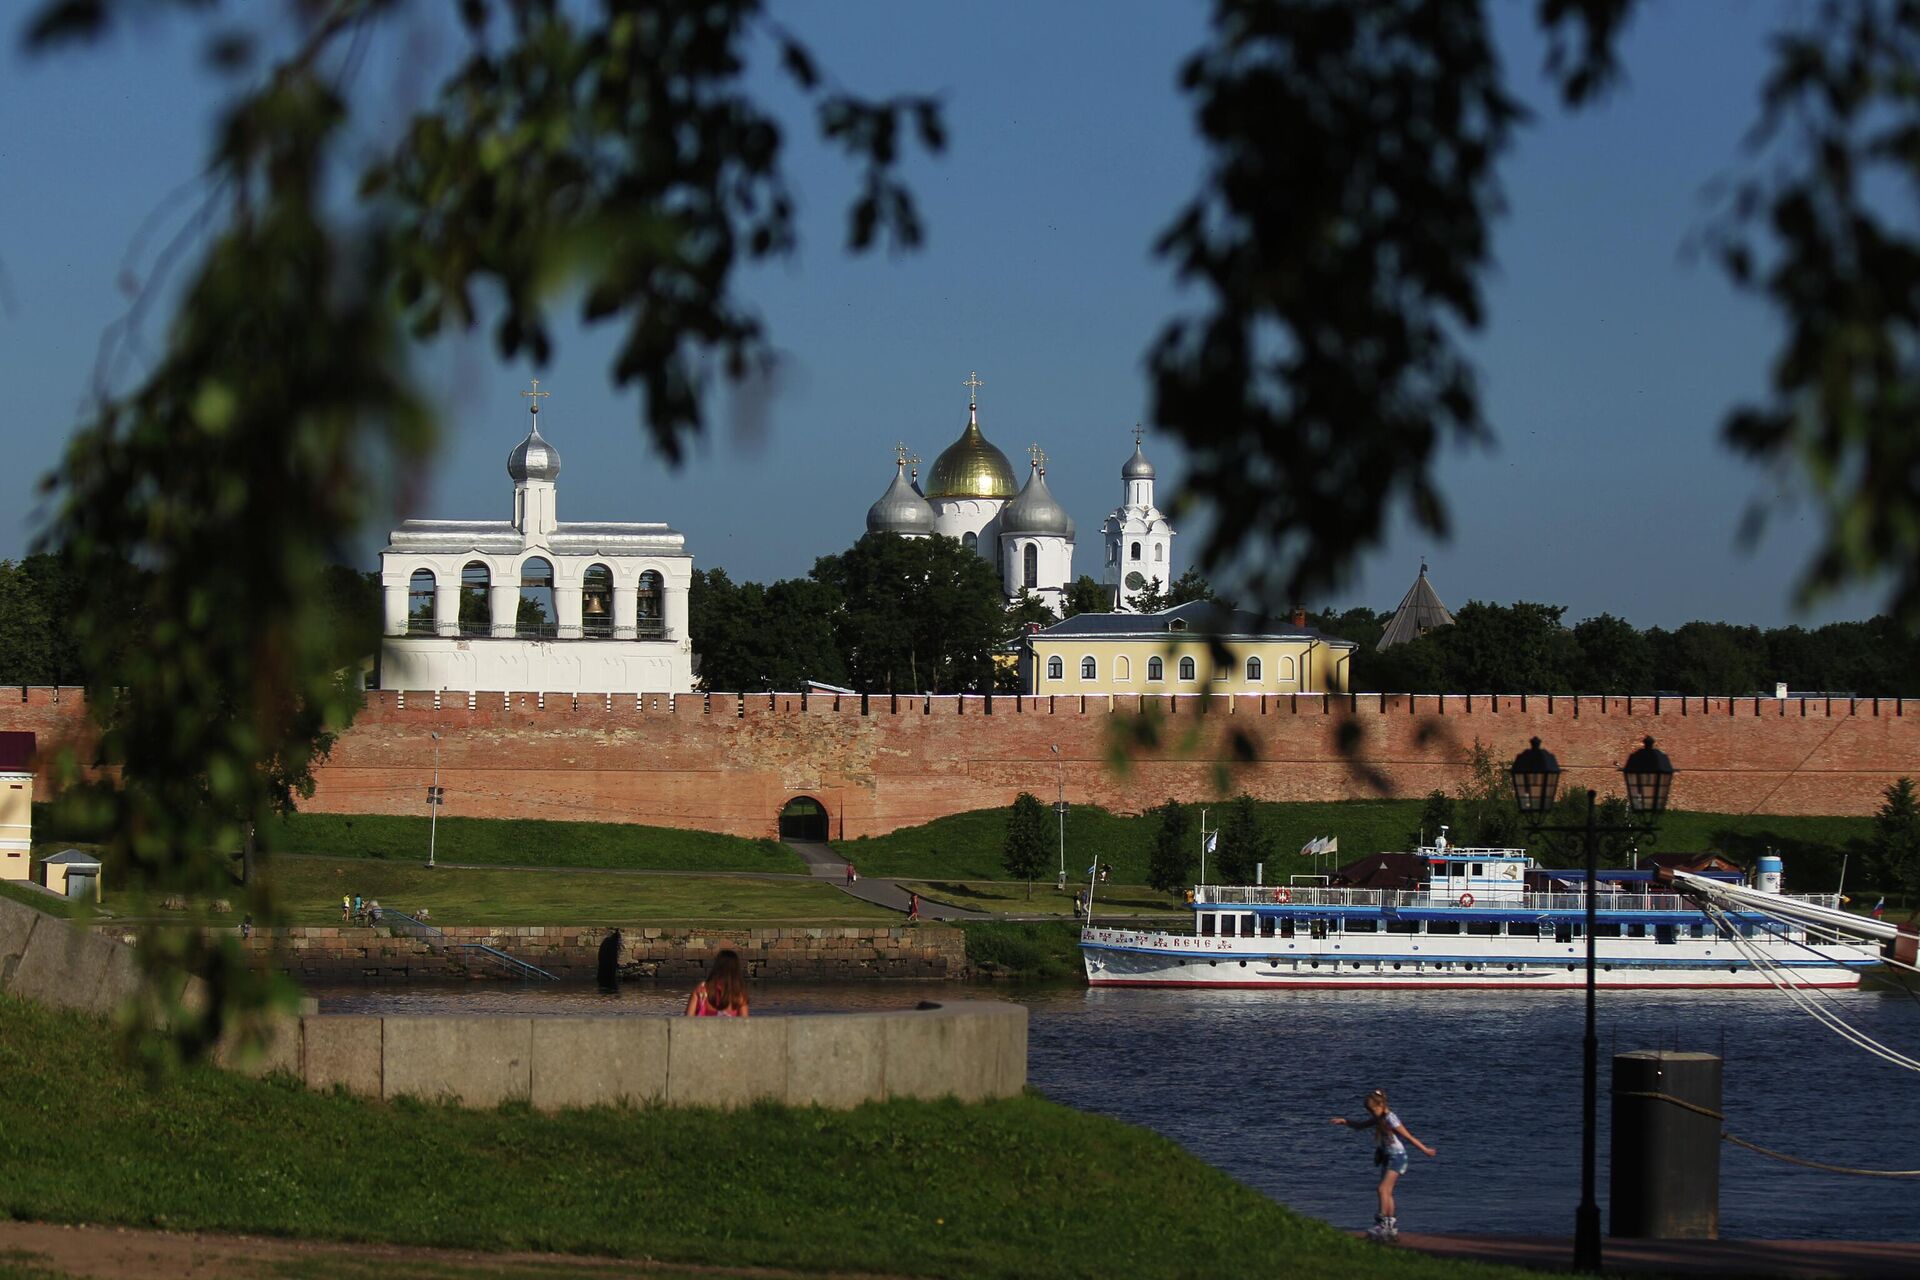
[215,923,968,983]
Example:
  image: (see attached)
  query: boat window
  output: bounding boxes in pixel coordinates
[1627,923,1646,939]
[1385,919,1421,934]
[1555,921,1573,945]
[1593,923,1623,938]
[1280,918,1295,939]
[1200,914,1216,937]
[1689,922,1705,939]
[1310,919,1328,941]
[1242,914,1257,937]
[1261,916,1277,938]
[1426,920,1461,936]
[1655,924,1677,945]
[1466,920,1503,937]
[1345,918,1378,933]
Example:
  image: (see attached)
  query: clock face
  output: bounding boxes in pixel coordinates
[1125,571,1146,590]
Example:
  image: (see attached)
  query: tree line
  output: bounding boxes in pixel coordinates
[1311,600,1920,698]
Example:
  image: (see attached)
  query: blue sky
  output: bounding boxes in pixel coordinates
[0,2,1885,628]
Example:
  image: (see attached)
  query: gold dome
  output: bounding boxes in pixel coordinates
[924,407,1018,499]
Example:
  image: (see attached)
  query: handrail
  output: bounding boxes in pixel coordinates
[1192,885,1843,913]
[382,911,559,980]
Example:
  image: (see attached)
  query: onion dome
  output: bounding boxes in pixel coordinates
[507,416,562,482]
[1122,439,1156,481]
[867,462,937,536]
[1000,463,1074,539]
[924,401,1018,500]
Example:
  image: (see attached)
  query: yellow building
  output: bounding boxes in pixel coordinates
[1,731,32,883]
[1021,601,1356,695]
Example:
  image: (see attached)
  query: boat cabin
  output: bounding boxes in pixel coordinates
[1424,848,1529,906]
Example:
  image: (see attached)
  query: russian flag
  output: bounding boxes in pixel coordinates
[1872,897,1886,919]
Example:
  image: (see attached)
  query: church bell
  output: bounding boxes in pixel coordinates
[584,593,609,617]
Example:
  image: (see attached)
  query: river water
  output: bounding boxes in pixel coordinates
[311,980,1920,1240]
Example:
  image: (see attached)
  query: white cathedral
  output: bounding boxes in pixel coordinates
[864,374,1176,615]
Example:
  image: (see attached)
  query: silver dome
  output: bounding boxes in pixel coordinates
[1000,464,1074,539]
[507,419,562,482]
[1122,441,1156,481]
[867,463,936,536]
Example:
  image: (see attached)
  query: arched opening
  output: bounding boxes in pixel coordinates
[779,795,830,842]
[962,530,978,552]
[1023,542,1038,589]
[407,568,436,635]
[1147,655,1163,681]
[1154,543,1163,562]
[1080,655,1097,680]
[1116,656,1132,681]
[1046,655,1063,681]
[518,557,555,637]
[582,563,614,638]
[1178,655,1196,681]
[459,561,491,636]
[1246,656,1263,682]
[1130,541,1142,561]
[636,570,665,639]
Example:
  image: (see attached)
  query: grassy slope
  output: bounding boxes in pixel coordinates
[840,801,1878,884]
[0,995,1524,1280]
[269,812,803,873]
[248,858,894,927]
[0,880,81,919]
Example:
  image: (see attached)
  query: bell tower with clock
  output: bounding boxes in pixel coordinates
[1101,427,1175,612]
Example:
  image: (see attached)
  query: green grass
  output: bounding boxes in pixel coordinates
[0,880,83,920]
[0,993,1527,1280]
[959,920,1087,981]
[903,877,1184,918]
[839,800,1882,886]
[268,812,803,873]
[246,858,893,927]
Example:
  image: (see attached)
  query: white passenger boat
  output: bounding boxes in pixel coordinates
[1080,847,1882,989]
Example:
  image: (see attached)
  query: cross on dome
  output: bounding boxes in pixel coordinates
[1132,423,1144,446]
[963,370,984,407]
[520,378,551,415]
[1027,443,1047,470]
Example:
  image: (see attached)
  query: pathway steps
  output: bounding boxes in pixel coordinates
[783,840,990,921]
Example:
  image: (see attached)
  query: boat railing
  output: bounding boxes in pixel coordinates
[1193,885,1843,913]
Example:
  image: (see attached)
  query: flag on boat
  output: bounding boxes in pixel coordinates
[1204,831,1218,853]
[1872,897,1887,918]
[1299,836,1338,857]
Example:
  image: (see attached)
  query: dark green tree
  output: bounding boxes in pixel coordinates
[1427,601,1581,693]
[1869,777,1920,896]
[1146,798,1196,895]
[1412,789,1455,849]
[1449,740,1522,850]
[812,533,1007,693]
[1126,579,1170,613]
[1064,575,1112,617]
[1001,791,1051,898]
[0,561,55,687]
[1573,613,1652,693]
[1214,794,1272,885]
[1166,568,1218,607]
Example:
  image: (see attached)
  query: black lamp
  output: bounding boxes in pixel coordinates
[1621,736,1674,815]
[1509,736,1562,813]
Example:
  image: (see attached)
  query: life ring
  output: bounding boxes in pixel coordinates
[1275,887,1292,904]
[1458,892,1475,908]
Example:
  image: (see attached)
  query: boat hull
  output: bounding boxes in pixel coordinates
[1080,929,1875,990]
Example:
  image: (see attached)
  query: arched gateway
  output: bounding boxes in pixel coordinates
[778,796,830,842]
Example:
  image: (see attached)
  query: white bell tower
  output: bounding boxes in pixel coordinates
[1101,426,1174,611]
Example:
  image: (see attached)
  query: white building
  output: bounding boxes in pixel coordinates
[378,384,695,694]
[867,374,1181,618]
[1101,428,1174,611]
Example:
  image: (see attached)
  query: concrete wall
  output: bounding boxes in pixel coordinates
[234,924,968,983]
[9,684,1920,839]
[256,1001,1028,1110]
[0,894,142,1017]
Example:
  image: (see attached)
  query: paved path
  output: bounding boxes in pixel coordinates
[784,841,991,921]
[1395,1231,1920,1278]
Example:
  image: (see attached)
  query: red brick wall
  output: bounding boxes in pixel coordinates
[10,687,1920,837]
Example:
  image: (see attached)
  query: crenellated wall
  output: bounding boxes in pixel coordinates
[6,685,1920,837]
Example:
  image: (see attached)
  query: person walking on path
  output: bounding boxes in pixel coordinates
[340,894,350,923]
[1330,1088,1436,1243]
[846,862,856,885]
[907,891,921,923]
[684,948,750,1017]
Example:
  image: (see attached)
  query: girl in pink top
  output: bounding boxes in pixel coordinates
[684,948,750,1017]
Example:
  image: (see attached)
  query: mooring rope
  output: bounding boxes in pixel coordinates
[1615,1088,1920,1177]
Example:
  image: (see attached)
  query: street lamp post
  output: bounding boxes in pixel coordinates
[427,732,443,869]
[1508,734,1674,1275]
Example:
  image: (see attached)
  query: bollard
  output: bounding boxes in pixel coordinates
[597,929,623,987]
[1609,1050,1721,1240]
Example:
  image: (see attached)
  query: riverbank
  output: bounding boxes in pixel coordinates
[0,993,1526,1280]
